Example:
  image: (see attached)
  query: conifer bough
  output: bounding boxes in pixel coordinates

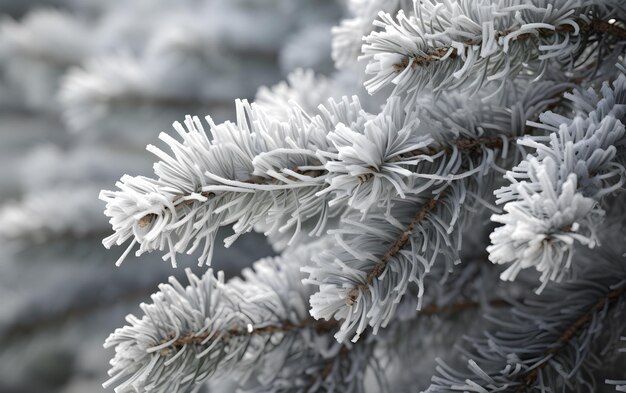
[100,1,626,392]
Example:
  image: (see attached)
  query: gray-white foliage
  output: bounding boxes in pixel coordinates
[331,0,410,69]
[427,253,626,393]
[105,241,374,393]
[303,79,571,343]
[489,73,626,289]
[100,96,362,267]
[97,1,626,392]
[255,68,348,121]
[361,0,626,98]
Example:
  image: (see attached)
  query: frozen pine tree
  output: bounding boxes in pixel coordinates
[99,0,626,392]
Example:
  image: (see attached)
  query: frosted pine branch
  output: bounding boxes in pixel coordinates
[101,75,574,345]
[361,0,626,97]
[94,2,626,392]
[331,0,408,69]
[426,254,626,393]
[302,80,573,343]
[489,73,626,288]
[100,74,572,268]
[99,97,358,267]
[92,97,446,265]
[104,239,514,392]
[104,244,375,393]
[304,175,487,342]
[319,96,434,213]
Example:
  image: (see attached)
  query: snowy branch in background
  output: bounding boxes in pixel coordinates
[255,68,347,121]
[0,8,93,110]
[0,186,104,243]
[0,145,152,244]
[17,144,152,190]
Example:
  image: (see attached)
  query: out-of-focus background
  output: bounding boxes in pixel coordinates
[0,1,345,391]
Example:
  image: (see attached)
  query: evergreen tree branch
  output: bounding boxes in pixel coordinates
[95,2,626,392]
[489,73,626,287]
[345,195,441,306]
[426,255,626,393]
[158,318,337,357]
[390,19,626,74]
[160,296,511,356]
[100,97,364,267]
[304,79,575,342]
[101,69,575,270]
[139,135,506,228]
[331,0,409,69]
[104,240,512,393]
[516,286,625,393]
[362,1,626,96]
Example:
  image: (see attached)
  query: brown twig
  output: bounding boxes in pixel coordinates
[393,47,454,71]
[160,318,337,355]
[401,135,506,159]
[158,297,512,357]
[168,164,325,208]
[307,340,356,392]
[345,196,441,306]
[342,137,516,307]
[577,19,626,40]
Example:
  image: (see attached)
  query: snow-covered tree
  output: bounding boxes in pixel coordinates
[102,0,626,391]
